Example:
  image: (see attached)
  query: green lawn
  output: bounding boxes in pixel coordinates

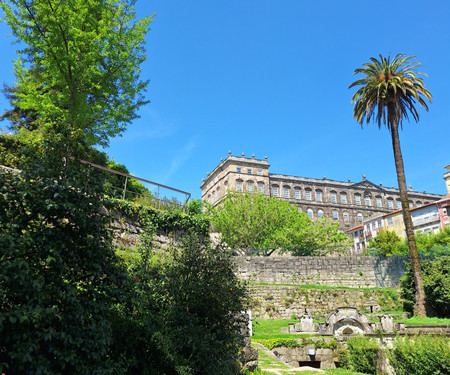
[252,319,318,340]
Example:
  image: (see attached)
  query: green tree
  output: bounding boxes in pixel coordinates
[208,192,349,255]
[400,257,450,318]
[349,54,432,316]
[1,0,152,149]
[367,229,408,256]
[0,142,128,374]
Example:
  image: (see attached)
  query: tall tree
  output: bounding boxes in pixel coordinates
[0,0,152,150]
[349,54,432,316]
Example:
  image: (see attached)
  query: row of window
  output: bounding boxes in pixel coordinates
[236,167,263,176]
[236,181,264,194]
[303,208,361,223]
[272,186,425,209]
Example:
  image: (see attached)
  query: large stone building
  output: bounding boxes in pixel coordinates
[200,152,444,231]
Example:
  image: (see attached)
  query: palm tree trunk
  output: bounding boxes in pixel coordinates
[390,121,427,317]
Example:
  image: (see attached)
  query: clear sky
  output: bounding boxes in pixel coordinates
[1,0,449,200]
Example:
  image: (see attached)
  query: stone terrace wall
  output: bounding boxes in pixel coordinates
[235,256,408,288]
[248,285,400,319]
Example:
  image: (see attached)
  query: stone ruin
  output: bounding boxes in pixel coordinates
[282,307,406,337]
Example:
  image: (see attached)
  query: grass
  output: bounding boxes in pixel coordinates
[398,316,450,325]
[252,319,319,340]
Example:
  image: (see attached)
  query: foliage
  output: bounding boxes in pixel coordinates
[400,316,450,325]
[104,158,150,199]
[151,232,248,375]
[1,0,152,148]
[0,141,128,374]
[342,336,379,375]
[415,227,450,256]
[400,257,450,317]
[106,196,210,237]
[207,192,350,255]
[367,229,408,256]
[388,335,450,375]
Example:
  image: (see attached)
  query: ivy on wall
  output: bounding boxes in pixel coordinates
[105,197,210,238]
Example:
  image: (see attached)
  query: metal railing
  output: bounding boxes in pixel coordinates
[77,158,191,211]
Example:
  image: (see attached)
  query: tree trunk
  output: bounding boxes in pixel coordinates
[390,121,427,317]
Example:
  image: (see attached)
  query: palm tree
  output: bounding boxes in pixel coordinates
[349,54,432,317]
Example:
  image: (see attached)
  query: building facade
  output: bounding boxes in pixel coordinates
[201,153,444,231]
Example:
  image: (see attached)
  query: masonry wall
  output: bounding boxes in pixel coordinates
[234,256,408,288]
[247,285,401,319]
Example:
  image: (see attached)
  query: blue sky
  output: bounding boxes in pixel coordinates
[1,0,449,200]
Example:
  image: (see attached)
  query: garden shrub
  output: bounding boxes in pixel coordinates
[400,257,450,317]
[388,335,450,375]
[344,336,379,375]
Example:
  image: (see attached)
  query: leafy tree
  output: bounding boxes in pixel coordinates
[208,192,350,255]
[105,158,149,199]
[400,257,450,318]
[367,229,408,256]
[0,142,128,374]
[349,54,432,316]
[1,0,152,149]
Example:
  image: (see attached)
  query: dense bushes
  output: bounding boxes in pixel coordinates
[400,257,450,317]
[341,336,380,375]
[388,335,450,375]
[0,137,245,374]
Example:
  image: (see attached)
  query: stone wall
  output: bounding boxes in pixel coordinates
[235,256,408,288]
[248,285,400,320]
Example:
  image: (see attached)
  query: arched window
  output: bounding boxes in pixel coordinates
[305,188,312,201]
[298,206,303,212]
[341,192,348,204]
[307,209,313,219]
[258,182,264,194]
[416,201,422,208]
[272,185,279,197]
[318,209,324,219]
[247,181,253,194]
[316,190,323,202]
[396,200,402,209]
[357,213,363,223]
[330,191,337,203]
[376,196,382,207]
[343,212,349,222]
[236,180,243,192]
[387,198,394,209]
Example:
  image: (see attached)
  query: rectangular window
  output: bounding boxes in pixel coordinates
[397,201,402,209]
[273,187,278,197]
[247,168,252,174]
[331,193,337,203]
[388,199,394,209]
[316,191,322,202]
[378,220,382,228]
[258,183,264,194]
[257,170,262,176]
[284,188,289,198]
[236,181,243,192]
[376,197,382,207]
[355,195,361,205]
[248,182,253,193]
[295,189,301,199]
[387,217,393,227]
[365,196,371,206]
[306,190,311,201]
[341,193,347,204]
[333,211,338,220]
[236,167,241,173]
